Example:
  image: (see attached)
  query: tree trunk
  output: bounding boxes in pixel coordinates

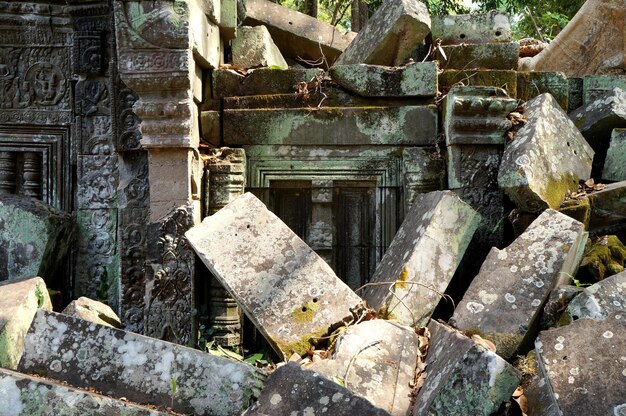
[303,0,318,18]
[350,0,368,32]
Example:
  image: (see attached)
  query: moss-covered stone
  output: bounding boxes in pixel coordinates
[438,69,517,97]
[517,71,569,110]
[438,42,519,71]
[577,235,626,283]
[559,196,590,228]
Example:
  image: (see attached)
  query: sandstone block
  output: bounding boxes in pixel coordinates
[602,128,626,182]
[562,270,626,324]
[588,180,626,238]
[516,71,569,110]
[62,297,121,328]
[232,26,288,69]
[437,42,519,71]
[570,87,626,140]
[438,69,517,97]
[211,67,324,98]
[431,11,511,45]
[583,75,626,105]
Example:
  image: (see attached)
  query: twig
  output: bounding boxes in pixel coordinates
[344,340,381,389]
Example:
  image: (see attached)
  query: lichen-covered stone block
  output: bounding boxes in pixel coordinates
[498,93,594,213]
[516,71,569,110]
[588,180,626,237]
[413,320,521,416]
[211,67,324,98]
[62,297,121,328]
[602,128,626,182]
[364,191,479,327]
[0,368,168,415]
[330,62,437,97]
[583,75,626,105]
[431,11,511,45]
[185,193,363,359]
[231,26,288,69]
[0,194,75,281]
[562,270,626,324]
[438,42,519,70]
[450,209,587,359]
[570,87,626,139]
[334,0,430,66]
[438,69,517,97]
[311,320,419,415]
[18,310,266,416]
[0,277,51,369]
[539,285,583,330]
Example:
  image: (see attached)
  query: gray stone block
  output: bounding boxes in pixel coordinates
[602,128,626,182]
[516,71,569,110]
[582,74,626,105]
[438,42,519,71]
[211,67,324,98]
[18,310,265,416]
[231,26,288,69]
[431,11,511,45]
[562,270,626,324]
[588,180,626,237]
[364,191,479,327]
[62,296,121,328]
[539,285,583,330]
[450,209,587,359]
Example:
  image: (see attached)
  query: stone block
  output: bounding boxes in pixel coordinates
[602,128,626,182]
[447,145,502,189]
[516,71,568,110]
[220,0,237,39]
[18,310,265,415]
[528,313,626,415]
[211,67,324,98]
[539,285,583,330]
[413,320,521,416]
[185,193,364,359]
[570,87,626,140]
[568,77,583,111]
[0,194,74,281]
[0,277,51,369]
[199,0,220,24]
[402,147,446,211]
[583,75,626,105]
[223,106,437,146]
[190,4,221,68]
[334,0,430,66]
[77,155,119,209]
[330,62,437,97]
[62,297,121,328]
[0,368,168,415]
[438,69,517,97]
[244,363,391,415]
[437,42,519,71]
[232,26,288,70]
[559,197,590,229]
[562,270,626,324]
[200,110,221,146]
[498,93,594,213]
[450,209,587,359]
[310,320,420,415]
[588,180,626,237]
[364,191,479,327]
[431,11,511,45]
[244,0,356,65]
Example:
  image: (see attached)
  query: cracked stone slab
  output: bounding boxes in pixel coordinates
[186,193,364,359]
[61,296,121,328]
[334,0,430,66]
[0,368,168,416]
[498,93,594,213]
[0,277,52,369]
[413,320,521,416]
[450,209,587,359]
[431,11,511,45]
[310,320,420,415]
[231,25,288,69]
[562,270,626,324]
[243,362,391,416]
[18,310,266,416]
[528,313,626,416]
[364,191,479,327]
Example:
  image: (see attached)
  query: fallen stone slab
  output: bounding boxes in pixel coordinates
[211,67,324,98]
[431,11,511,45]
[437,42,519,71]
[602,128,626,182]
[527,312,626,415]
[364,191,479,327]
[539,285,583,330]
[231,26,288,70]
[334,0,430,66]
[186,193,364,359]
[498,93,594,213]
[0,368,168,415]
[243,362,391,415]
[310,320,420,415]
[413,320,521,416]
[583,75,626,105]
[437,69,517,98]
[516,71,569,110]
[0,194,74,281]
[588,180,626,238]
[561,270,626,324]
[330,62,437,97]
[18,310,266,416]
[244,0,356,66]
[570,87,626,140]
[62,296,121,328]
[450,209,587,359]
[0,277,52,369]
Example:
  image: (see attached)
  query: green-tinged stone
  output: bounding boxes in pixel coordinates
[588,180,626,238]
[577,235,626,283]
[438,69,517,97]
[211,67,324,98]
[562,270,626,324]
[517,71,568,110]
[602,129,626,182]
[231,26,287,69]
[432,11,511,45]
[583,75,626,105]
[438,42,519,71]
[559,196,590,228]
[568,77,583,111]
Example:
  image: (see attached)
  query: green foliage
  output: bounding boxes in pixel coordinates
[35,283,45,309]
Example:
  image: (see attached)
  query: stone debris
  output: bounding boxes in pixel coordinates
[562,270,626,324]
[364,191,479,327]
[61,296,121,328]
[186,193,364,359]
[583,75,626,106]
[602,128,626,182]
[310,320,421,415]
[18,310,266,415]
[431,11,511,45]
[587,180,626,239]
[539,285,583,330]
[0,277,51,369]
[243,362,391,415]
[450,209,587,359]
[413,320,521,416]
[231,26,288,70]
[498,93,594,213]
[334,0,431,66]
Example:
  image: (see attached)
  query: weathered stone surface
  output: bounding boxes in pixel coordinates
[529,313,626,415]
[437,42,519,70]
[450,209,587,359]
[577,234,626,283]
[562,270,626,324]
[334,0,430,66]
[220,0,238,39]
[0,194,74,282]
[211,67,324,98]
[0,277,51,370]
[223,106,437,146]
[200,110,221,146]
[231,26,288,70]
[330,62,437,97]
[402,147,447,211]
[570,87,626,139]
[603,129,626,182]
[62,297,121,328]
[588,181,626,237]
[244,0,356,66]
[447,145,502,189]
[539,285,584,330]
[438,69,517,97]
[364,191,479,327]
[190,3,221,68]
[0,368,168,415]
[568,77,583,111]
[186,193,363,359]
[516,71,569,110]
[18,310,265,416]
[413,320,521,416]
[498,93,594,213]
[583,75,626,105]
[559,196,590,229]
[310,320,419,415]
[431,11,511,45]
[244,363,390,415]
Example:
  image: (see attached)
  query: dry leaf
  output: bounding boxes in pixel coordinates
[471,334,497,353]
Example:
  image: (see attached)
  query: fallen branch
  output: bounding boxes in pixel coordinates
[344,340,381,389]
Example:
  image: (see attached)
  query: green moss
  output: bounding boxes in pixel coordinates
[578,235,626,282]
[559,196,590,228]
[484,332,524,360]
[291,299,321,323]
[275,327,328,358]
